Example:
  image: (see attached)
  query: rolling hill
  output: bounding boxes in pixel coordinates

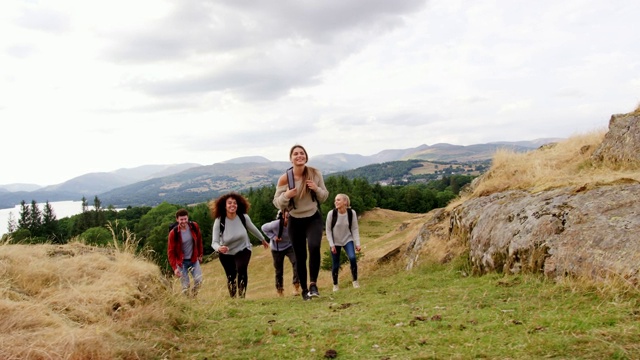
[0,139,557,209]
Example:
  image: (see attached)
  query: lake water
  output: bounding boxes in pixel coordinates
[0,200,93,237]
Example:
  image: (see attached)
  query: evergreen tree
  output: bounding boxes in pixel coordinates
[29,200,43,236]
[93,196,106,227]
[18,200,30,230]
[75,196,92,235]
[81,196,88,212]
[352,177,376,211]
[244,185,278,231]
[42,201,60,242]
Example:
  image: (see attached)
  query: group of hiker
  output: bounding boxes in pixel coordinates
[166,144,362,301]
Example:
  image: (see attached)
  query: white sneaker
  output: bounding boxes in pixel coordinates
[352,281,360,289]
[333,284,339,292]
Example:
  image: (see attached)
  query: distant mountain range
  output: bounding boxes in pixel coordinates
[0,139,559,209]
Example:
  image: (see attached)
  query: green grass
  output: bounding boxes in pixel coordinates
[172,261,640,360]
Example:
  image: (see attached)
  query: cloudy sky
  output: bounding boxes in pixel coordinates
[1,0,639,186]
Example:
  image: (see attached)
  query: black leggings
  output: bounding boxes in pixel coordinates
[219,248,252,289]
[288,211,323,292]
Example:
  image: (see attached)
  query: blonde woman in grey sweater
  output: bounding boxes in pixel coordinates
[326,193,361,292]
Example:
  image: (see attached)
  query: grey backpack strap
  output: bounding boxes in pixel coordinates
[286,167,296,209]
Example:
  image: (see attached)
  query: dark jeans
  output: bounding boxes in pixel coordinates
[272,247,299,290]
[331,241,358,285]
[219,248,252,294]
[288,210,323,292]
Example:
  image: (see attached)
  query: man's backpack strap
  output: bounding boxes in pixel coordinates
[188,221,198,235]
[171,221,198,239]
[277,211,285,239]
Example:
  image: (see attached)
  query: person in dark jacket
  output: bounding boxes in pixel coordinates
[261,209,300,297]
[167,208,204,297]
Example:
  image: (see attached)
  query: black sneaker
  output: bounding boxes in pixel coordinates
[301,290,311,301]
[309,284,320,297]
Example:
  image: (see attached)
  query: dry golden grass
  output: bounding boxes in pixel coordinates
[458,129,640,201]
[0,240,192,360]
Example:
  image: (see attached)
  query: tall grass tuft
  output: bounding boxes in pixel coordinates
[461,129,640,199]
[0,226,195,359]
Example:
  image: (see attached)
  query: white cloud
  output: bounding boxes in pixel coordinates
[0,0,639,186]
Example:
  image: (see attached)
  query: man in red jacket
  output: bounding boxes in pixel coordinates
[167,209,204,296]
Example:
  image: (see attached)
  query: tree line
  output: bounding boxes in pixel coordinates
[2,174,474,272]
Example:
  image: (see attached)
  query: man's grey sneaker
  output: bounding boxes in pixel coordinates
[352,280,360,288]
[309,284,320,297]
[333,284,339,292]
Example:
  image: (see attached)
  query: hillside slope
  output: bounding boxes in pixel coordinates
[0,242,186,359]
[0,208,423,358]
[404,109,640,285]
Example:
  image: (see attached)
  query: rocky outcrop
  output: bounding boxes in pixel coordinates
[405,110,640,285]
[591,112,640,167]
[449,183,640,283]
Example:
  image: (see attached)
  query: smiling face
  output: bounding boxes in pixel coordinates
[177,215,189,229]
[225,197,238,215]
[290,146,308,166]
[334,194,348,210]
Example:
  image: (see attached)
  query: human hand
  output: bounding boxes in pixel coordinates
[331,246,337,254]
[174,267,182,277]
[285,188,297,199]
[219,246,228,254]
[306,180,317,191]
[356,245,361,252]
[262,240,269,249]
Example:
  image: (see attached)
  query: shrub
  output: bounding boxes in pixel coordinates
[80,227,112,246]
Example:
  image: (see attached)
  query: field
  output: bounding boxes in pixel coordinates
[1,208,639,359]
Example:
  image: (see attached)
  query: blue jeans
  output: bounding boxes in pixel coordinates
[331,241,358,285]
[180,259,203,294]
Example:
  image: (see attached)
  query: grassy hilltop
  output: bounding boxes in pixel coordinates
[2,129,640,359]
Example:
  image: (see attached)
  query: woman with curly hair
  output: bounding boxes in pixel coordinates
[210,192,268,298]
